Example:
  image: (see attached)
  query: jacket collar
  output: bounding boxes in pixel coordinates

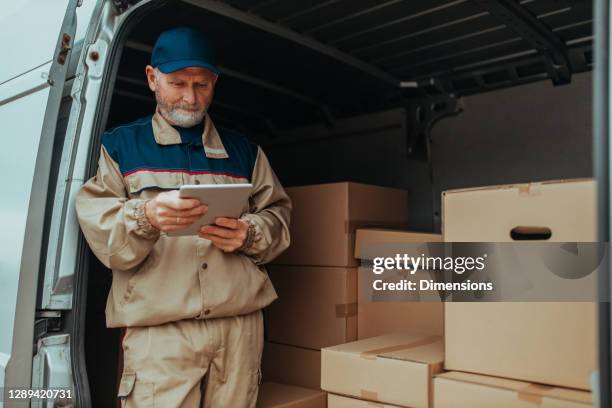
[151,106,229,159]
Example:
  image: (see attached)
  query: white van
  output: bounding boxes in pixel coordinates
[0,0,608,406]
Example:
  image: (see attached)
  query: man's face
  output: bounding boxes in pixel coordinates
[145,65,218,127]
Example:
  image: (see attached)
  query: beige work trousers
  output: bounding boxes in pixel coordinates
[117,310,264,407]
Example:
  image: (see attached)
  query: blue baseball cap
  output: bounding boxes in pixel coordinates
[151,27,220,75]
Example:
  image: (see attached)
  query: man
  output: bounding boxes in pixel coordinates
[75,27,291,407]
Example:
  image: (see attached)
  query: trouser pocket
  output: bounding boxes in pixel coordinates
[118,371,154,408]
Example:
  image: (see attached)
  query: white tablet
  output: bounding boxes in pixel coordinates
[166,183,252,236]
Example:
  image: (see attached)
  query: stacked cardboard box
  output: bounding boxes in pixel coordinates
[434,372,593,408]
[439,178,596,404]
[263,342,321,390]
[263,182,410,393]
[328,394,403,407]
[264,179,597,406]
[353,228,444,339]
[257,382,326,408]
[274,182,410,267]
[321,230,446,407]
[321,333,444,408]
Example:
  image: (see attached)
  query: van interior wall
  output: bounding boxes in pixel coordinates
[430,71,592,231]
[264,72,592,233]
[263,118,433,232]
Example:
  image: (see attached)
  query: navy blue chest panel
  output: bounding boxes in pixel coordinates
[101,116,258,182]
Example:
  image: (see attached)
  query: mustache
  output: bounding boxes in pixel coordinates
[167,102,203,111]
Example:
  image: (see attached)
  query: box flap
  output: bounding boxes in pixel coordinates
[354,228,442,260]
[325,333,443,365]
[442,177,594,197]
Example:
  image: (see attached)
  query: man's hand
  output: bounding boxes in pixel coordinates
[145,190,207,233]
[199,217,249,253]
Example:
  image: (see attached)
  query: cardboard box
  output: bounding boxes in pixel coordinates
[357,302,443,340]
[442,178,597,390]
[434,372,593,408]
[354,229,444,339]
[354,228,442,260]
[445,302,597,390]
[321,333,444,408]
[442,178,596,242]
[257,382,326,408]
[328,394,402,407]
[262,342,321,390]
[274,182,409,267]
[266,265,357,349]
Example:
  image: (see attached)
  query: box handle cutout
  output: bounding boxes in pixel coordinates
[510,226,552,240]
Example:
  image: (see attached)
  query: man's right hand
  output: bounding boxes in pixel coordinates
[145,190,207,233]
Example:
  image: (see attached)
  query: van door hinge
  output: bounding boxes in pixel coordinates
[34,311,63,352]
[113,0,130,13]
[57,33,72,65]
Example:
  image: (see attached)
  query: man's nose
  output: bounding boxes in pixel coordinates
[183,87,197,105]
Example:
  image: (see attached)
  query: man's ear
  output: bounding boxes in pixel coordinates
[145,65,158,92]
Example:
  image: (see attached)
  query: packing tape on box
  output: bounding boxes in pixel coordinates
[516,383,555,405]
[355,336,441,404]
[360,389,379,402]
[518,182,542,196]
[335,302,358,318]
[359,335,442,360]
[344,220,410,234]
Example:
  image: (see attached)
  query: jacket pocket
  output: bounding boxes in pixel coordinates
[125,171,182,199]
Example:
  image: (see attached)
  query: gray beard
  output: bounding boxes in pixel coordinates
[159,104,206,128]
[156,94,207,127]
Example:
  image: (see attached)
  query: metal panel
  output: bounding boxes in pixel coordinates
[313,0,454,43]
[393,38,534,78]
[218,0,592,96]
[31,335,73,408]
[353,14,501,62]
[294,0,398,33]
[335,2,486,53]
[2,0,78,399]
[470,0,572,84]
[372,26,519,68]
[182,0,399,87]
[594,0,611,405]
[0,67,52,393]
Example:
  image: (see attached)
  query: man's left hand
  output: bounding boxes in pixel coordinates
[199,217,249,253]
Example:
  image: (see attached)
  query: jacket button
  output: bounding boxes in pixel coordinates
[204,309,211,315]
[201,262,208,270]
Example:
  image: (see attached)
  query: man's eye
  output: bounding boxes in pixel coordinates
[171,82,184,86]
[197,83,209,88]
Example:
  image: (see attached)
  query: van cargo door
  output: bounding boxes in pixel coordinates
[0,0,79,401]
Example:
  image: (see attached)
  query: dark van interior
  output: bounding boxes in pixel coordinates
[82,1,594,406]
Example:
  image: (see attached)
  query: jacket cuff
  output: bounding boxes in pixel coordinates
[133,199,160,240]
[238,215,257,253]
